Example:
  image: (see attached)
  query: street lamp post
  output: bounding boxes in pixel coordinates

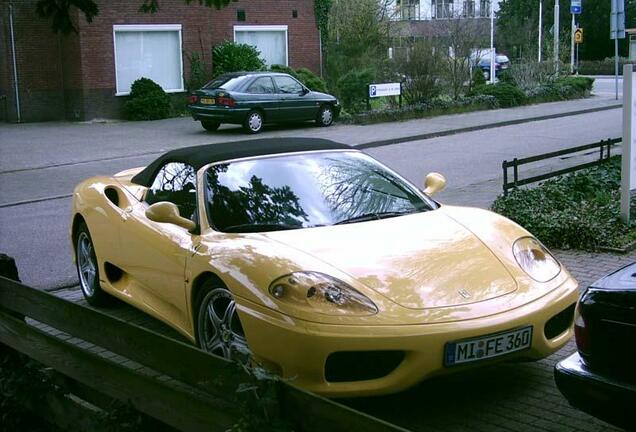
[490,0,495,84]
[538,0,542,62]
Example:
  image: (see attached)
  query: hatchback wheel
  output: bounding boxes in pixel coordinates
[201,120,220,131]
[197,284,250,363]
[316,105,334,127]
[75,223,110,306]
[243,110,263,134]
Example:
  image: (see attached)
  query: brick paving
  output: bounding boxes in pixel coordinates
[344,249,636,432]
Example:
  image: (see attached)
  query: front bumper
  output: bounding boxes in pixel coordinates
[555,352,636,429]
[188,105,249,124]
[238,276,578,397]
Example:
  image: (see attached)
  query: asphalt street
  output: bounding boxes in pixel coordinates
[0,105,622,290]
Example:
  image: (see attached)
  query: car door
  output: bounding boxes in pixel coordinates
[244,76,280,121]
[118,162,199,333]
[272,75,318,121]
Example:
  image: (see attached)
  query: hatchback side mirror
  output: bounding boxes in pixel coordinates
[423,172,446,196]
[146,202,196,231]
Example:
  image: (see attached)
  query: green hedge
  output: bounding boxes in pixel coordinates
[492,156,636,251]
[341,95,499,124]
[469,83,526,108]
[212,41,265,77]
[578,58,631,75]
[123,78,171,121]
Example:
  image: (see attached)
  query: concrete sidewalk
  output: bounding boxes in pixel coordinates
[0,94,620,173]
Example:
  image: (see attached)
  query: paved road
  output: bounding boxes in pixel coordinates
[592,76,623,98]
[0,107,622,289]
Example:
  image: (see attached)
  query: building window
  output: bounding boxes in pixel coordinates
[480,0,491,17]
[432,0,454,19]
[113,24,183,96]
[396,0,420,20]
[463,0,475,17]
[234,25,288,66]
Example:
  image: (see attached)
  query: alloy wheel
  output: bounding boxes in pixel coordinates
[321,107,333,126]
[247,112,263,132]
[77,232,96,297]
[198,288,250,362]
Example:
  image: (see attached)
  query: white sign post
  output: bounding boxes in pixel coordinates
[368,83,401,98]
[621,64,636,224]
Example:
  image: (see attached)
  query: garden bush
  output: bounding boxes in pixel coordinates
[578,57,631,75]
[471,67,487,88]
[123,78,171,121]
[336,68,375,112]
[212,41,265,77]
[470,83,526,108]
[555,76,594,92]
[492,156,636,251]
[269,64,328,93]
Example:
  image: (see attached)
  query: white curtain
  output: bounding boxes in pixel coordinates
[115,30,182,94]
[235,30,287,66]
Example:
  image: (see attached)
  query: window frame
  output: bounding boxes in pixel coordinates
[233,25,289,67]
[272,74,305,94]
[246,76,277,94]
[144,161,199,226]
[113,24,185,96]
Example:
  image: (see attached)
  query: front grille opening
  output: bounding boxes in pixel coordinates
[325,350,405,383]
[545,303,576,339]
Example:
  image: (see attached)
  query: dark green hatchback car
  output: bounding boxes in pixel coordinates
[188,71,341,134]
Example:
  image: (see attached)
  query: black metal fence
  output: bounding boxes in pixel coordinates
[502,137,621,195]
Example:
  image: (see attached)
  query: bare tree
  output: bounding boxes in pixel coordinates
[436,13,489,99]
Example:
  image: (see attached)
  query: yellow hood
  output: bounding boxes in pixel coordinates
[263,210,518,310]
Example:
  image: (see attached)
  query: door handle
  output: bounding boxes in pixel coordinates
[122,206,133,221]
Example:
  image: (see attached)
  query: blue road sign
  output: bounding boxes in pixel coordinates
[571,0,581,14]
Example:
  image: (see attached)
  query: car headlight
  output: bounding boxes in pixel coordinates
[268,271,378,316]
[512,236,561,282]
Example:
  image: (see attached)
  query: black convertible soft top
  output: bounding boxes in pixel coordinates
[131,138,352,187]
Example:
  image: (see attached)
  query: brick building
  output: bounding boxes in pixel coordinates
[0,0,321,122]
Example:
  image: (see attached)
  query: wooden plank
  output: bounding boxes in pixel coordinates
[279,383,412,432]
[0,310,237,431]
[0,277,244,400]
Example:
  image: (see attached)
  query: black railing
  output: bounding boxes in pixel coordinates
[502,137,621,195]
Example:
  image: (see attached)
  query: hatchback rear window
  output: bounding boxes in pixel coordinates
[203,75,249,91]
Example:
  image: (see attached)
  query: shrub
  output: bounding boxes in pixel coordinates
[123,78,171,121]
[336,68,375,112]
[269,64,328,93]
[470,83,526,108]
[492,156,636,251]
[555,76,594,92]
[471,67,486,88]
[578,57,631,75]
[187,52,207,91]
[212,41,265,77]
[394,40,443,104]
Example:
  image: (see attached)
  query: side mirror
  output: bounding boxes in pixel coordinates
[423,172,446,196]
[145,202,196,231]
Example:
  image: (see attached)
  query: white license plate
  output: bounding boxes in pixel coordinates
[200,97,215,105]
[445,326,533,366]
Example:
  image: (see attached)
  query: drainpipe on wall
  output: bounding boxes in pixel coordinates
[9,2,21,123]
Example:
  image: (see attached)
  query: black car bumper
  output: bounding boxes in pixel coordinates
[188,105,250,124]
[555,352,636,430]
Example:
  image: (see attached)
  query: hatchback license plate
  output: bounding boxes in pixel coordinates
[445,326,533,366]
[201,97,215,105]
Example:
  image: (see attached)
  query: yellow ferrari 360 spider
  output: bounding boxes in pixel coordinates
[70,138,578,397]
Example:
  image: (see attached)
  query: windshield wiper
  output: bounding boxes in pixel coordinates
[334,211,416,225]
[222,223,300,233]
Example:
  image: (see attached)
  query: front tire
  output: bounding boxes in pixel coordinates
[195,282,250,362]
[75,223,110,306]
[316,105,334,127]
[243,110,264,134]
[201,120,220,131]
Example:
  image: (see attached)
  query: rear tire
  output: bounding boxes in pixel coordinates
[75,222,110,306]
[243,110,264,134]
[316,105,334,127]
[201,120,220,131]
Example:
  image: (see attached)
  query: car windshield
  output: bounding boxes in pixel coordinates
[203,75,249,90]
[204,152,436,233]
